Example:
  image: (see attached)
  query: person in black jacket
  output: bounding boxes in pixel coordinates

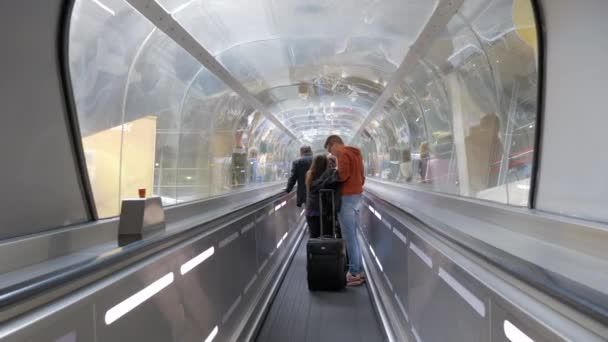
[305,155,341,238]
[285,146,313,207]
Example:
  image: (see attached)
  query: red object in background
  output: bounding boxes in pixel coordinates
[138,188,146,198]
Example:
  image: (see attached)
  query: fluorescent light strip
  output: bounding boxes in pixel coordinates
[180,247,214,275]
[219,232,239,249]
[241,222,255,234]
[438,268,486,317]
[375,211,382,221]
[368,205,375,214]
[504,320,534,342]
[394,293,409,322]
[393,229,407,245]
[105,272,174,325]
[300,210,305,216]
[222,295,242,324]
[56,331,76,342]
[276,232,288,249]
[375,256,384,272]
[410,243,433,269]
[383,220,391,230]
[92,0,115,15]
[281,200,287,207]
[412,327,422,342]
[204,326,219,342]
[369,244,376,258]
[259,259,269,273]
[275,204,282,211]
[383,273,393,291]
[244,274,258,294]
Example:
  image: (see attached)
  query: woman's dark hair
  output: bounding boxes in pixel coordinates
[306,154,328,189]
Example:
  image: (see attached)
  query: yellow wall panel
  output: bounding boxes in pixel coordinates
[83,116,157,218]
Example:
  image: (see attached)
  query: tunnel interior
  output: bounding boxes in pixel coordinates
[3,1,608,341]
[68,0,539,218]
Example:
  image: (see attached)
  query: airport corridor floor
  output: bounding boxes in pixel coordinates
[256,235,385,342]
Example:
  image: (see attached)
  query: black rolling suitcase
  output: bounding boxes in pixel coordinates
[307,189,346,291]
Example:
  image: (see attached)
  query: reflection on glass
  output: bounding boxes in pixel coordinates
[358,0,538,207]
[70,0,538,218]
[70,0,293,218]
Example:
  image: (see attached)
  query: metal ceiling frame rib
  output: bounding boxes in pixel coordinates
[351,0,464,143]
[124,0,301,143]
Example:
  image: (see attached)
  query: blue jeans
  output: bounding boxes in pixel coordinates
[338,194,363,275]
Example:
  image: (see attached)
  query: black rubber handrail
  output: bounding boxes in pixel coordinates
[364,191,608,327]
[0,191,289,314]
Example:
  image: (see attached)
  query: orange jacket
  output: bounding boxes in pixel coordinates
[336,146,365,195]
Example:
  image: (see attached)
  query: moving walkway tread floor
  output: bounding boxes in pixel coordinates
[256,234,386,342]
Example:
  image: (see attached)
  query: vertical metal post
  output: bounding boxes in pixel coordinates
[498,84,519,203]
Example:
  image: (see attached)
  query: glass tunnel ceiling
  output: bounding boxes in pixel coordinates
[71,0,522,148]
[158,0,438,145]
[71,0,454,148]
[70,0,539,216]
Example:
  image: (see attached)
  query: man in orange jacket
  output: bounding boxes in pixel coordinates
[324,135,366,286]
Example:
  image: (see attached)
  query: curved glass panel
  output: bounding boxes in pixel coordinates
[70,0,538,217]
[161,0,439,140]
[164,0,437,60]
[358,0,538,207]
[70,0,295,218]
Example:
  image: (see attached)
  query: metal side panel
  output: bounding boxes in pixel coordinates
[255,206,277,274]
[0,297,95,342]
[94,263,187,341]
[364,179,608,333]
[0,184,285,295]
[0,193,306,342]
[174,234,222,341]
[408,234,489,342]
[93,228,222,342]
[358,229,405,342]
[216,222,253,318]
[359,195,605,342]
[382,215,409,308]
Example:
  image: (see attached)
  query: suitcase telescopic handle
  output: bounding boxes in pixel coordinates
[319,189,336,238]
